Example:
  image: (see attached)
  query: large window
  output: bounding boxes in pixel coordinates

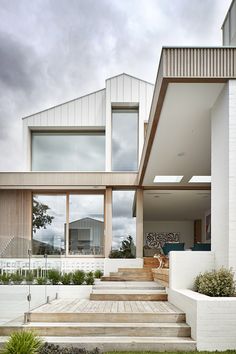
[112,109,138,171]
[69,194,104,255]
[112,190,136,256]
[32,194,66,255]
[32,132,105,171]
[32,193,104,256]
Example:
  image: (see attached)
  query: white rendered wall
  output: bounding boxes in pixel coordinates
[143,221,194,249]
[211,81,236,274]
[169,251,215,289]
[228,80,236,274]
[168,289,236,351]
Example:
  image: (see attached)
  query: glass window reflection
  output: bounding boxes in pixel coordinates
[112,190,136,256]
[32,132,105,171]
[69,194,104,255]
[112,109,138,171]
[32,194,66,255]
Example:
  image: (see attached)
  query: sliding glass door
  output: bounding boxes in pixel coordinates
[32,193,104,256]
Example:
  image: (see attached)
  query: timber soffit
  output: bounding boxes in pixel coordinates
[138,46,236,186]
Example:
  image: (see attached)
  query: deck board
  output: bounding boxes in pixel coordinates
[31,299,183,314]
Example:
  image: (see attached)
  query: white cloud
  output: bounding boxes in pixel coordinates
[0,0,232,170]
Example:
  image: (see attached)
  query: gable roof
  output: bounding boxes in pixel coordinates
[22,73,153,121]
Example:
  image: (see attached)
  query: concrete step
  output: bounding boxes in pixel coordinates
[93,285,165,290]
[101,276,122,281]
[118,268,152,273]
[0,336,197,352]
[0,322,191,337]
[94,280,161,287]
[101,275,153,281]
[91,289,166,294]
[90,293,168,301]
[27,312,186,323]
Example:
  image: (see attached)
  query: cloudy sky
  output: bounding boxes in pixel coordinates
[0,0,231,171]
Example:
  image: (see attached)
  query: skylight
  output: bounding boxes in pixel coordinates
[189,176,211,183]
[153,175,183,183]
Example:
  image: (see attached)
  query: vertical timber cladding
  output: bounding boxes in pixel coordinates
[0,190,32,257]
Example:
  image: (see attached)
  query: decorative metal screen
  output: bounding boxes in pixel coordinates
[145,232,180,249]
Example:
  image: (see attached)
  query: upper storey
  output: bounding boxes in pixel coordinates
[222,0,236,45]
[22,73,154,172]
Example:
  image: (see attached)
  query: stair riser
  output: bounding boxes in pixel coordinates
[0,327,191,337]
[27,313,186,323]
[90,294,168,301]
[101,277,154,281]
[118,269,152,273]
[110,271,152,275]
[0,339,196,352]
[153,279,169,287]
[93,286,165,290]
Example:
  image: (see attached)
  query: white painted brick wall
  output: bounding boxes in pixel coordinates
[228,80,236,274]
[168,289,236,351]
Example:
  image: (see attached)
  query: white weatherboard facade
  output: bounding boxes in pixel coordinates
[23,73,154,171]
[0,1,236,350]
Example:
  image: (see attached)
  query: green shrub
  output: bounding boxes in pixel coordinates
[85,272,95,285]
[48,269,61,285]
[35,277,47,285]
[194,267,236,297]
[0,272,11,285]
[94,269,103,279]
[11,271,24,284]
[72,270,85,285]
[1,330,43,354]
[25,271,34,283]
[60,273,72,285]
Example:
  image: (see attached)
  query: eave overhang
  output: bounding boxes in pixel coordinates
[138,47,236,186]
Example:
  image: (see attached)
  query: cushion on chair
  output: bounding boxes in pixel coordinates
[162,242,185,255]
[191,243,211,251]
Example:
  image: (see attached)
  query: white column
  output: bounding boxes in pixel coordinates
[211,80,236,274]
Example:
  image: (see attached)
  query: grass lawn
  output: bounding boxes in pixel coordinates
[105,351,236,354]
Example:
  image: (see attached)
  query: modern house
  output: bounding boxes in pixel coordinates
[0,0,236,351]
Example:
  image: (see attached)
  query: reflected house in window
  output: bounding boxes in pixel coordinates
[68,217,104,255]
